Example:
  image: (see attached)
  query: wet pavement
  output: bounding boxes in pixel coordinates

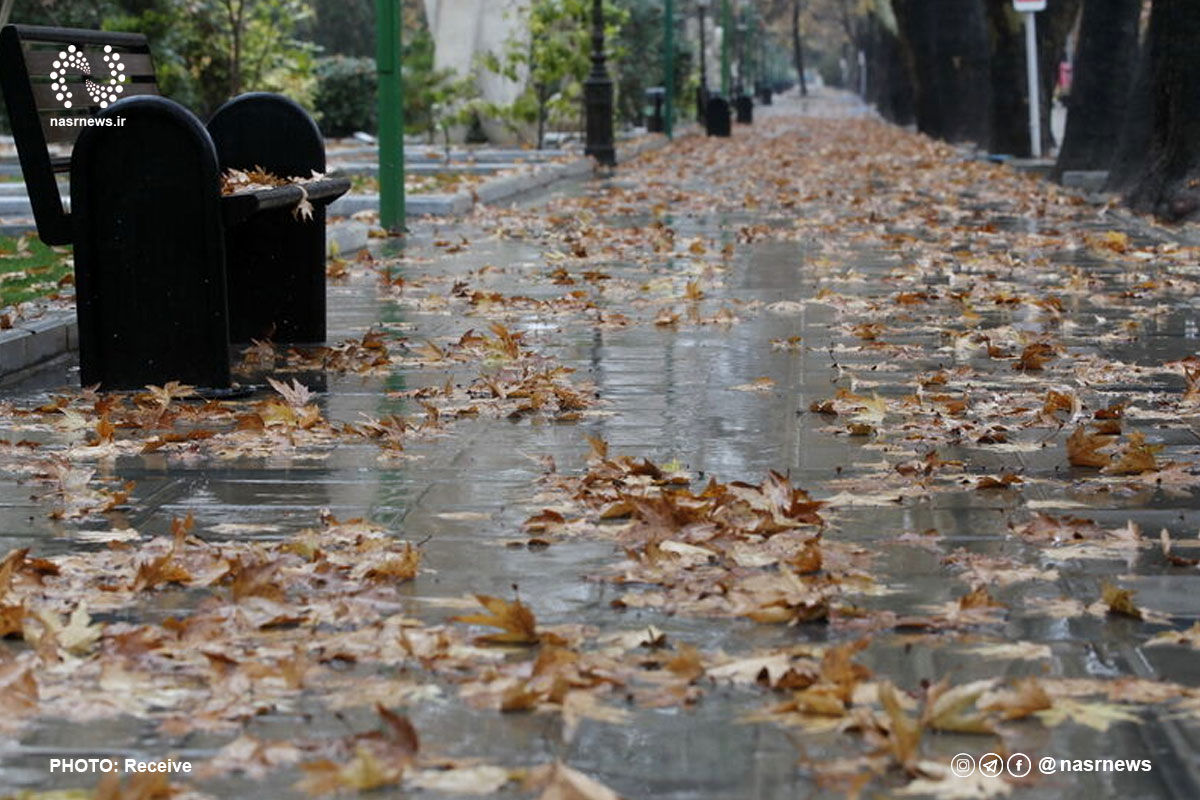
[3,90,1200,799]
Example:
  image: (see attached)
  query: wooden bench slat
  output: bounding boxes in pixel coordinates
[23,48,154,76]
[9,25,149,49]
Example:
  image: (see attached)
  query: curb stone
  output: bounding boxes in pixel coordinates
[326,129,685,219]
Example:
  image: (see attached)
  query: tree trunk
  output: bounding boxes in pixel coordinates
[984,0,1080,157]
[984,0,1027,155]
[1107,6,1154,192]
[864,9,914,126]
[894,0,992,144]
[792,0,808,96]
[1125,0,1200,220]
[1055,0,1140,176]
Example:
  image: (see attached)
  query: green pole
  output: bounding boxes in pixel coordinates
[664,0,674,138]
[720,0,731,96]
[376,0,405,232]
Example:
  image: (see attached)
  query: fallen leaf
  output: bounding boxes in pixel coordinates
[452,594,540,645]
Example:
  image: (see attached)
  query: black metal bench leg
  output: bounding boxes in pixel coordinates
[71,97,231,390]
[208,93,329,344]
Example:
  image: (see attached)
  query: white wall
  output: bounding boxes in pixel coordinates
[422,0,528,143]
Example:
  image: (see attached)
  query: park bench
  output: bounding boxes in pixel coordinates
[0,24,351,390]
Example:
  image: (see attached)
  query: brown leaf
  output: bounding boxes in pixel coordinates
[525,762,622,800]
[1066,425,1113,468]
[974,473,1022,490]
[376,704,420,760]
[665,643,705,682]
[452,594,540,645]
[1103,432,1161,475]
[958,586,1005,610]
[979,677,1051,721]
[923,679,995,734]
[878,681,922,773]
[1014,342,1056,371]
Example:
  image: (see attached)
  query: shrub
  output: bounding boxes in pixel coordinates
[313,56,377,137]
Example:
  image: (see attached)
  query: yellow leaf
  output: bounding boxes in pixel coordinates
[1101,581,1142,619]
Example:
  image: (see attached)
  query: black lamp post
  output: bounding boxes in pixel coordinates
[584,0,615,167]
[696,0,710,121]
[736,21,747,95]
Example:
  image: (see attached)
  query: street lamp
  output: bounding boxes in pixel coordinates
[721,0,732,97]
[696,0,710,121]
[664,0,675,139]
[584,0,615,166]
[736,22,747,96]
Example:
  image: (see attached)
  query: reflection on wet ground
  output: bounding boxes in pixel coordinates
[4,92,1200,799]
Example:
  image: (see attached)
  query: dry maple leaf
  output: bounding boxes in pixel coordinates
[0,660,38,720]
[1103,432,1161,475]
[1066,425,1113,468]
[1100,581,1142,619]
[296,746,402,795]
[896,761,1012,799]
[360,543,421,582]
[561,690,632,743]
[922,679,996,734]
[408,765,515,795]
[24,604,103,656]
[524,761,622,800]
[144,381,196,408]
[1147,621,1200,648]
[452,594,540,645]
[93,771,175,800]
[878,681,922,773]
[1035,697,1142,731]
[1013,342,1056,371]
[958,585,1004,610]
[267,377,316,408]
[665,642,705,682]
[974,473,1022,490]
[978,677,1052,720]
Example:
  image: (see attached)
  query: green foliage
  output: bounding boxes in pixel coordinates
[313,56,377,137]
[104,0,317,116]
[307,0,375,58]
[311,23,479,144]
[9,0,121,28]
[483,0,628,148]
[609,0,662,126]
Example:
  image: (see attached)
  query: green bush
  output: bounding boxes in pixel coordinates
[313,56,378,137]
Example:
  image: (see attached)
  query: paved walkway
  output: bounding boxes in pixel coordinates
[2,90,1200,799]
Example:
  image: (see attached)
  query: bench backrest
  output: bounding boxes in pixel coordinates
[0,24,159,245]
